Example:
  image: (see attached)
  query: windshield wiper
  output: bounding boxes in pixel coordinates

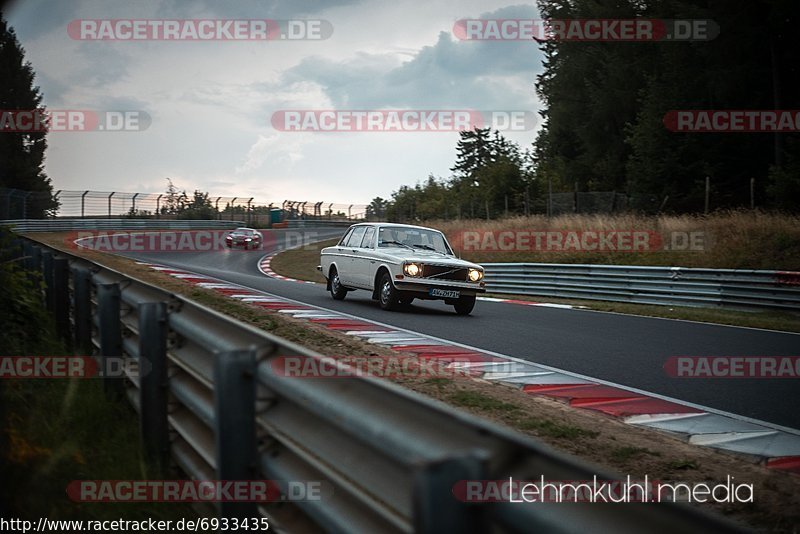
[380,240,415,251]
[413,244,448,255]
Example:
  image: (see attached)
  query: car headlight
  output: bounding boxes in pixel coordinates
[245,238,252,241]
[403,263,422,277]
[468,268,483,282]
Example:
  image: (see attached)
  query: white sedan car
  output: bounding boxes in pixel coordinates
[319,223,485,315]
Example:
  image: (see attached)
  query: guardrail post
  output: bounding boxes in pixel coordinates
[27,244,42,285]
[413,454,488,534]
[97,283,124,398]
[21,240,33,269]
[138,302,170,475]
[41,249,54,310]
[213,349,257,519]
[72,266,93,355]
[52,257,71,346]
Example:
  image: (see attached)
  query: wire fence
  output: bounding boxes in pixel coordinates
[0,187,367,226]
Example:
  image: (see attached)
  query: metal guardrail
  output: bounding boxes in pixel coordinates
[14,237,742,533]
[1,219,244,233]
[285,219,355,228]
[483,263,800,311]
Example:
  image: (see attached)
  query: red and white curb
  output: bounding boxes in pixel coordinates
[258,251,579,309]
[139,260,800,475]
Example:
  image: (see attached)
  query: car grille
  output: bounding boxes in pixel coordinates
[422,264,468,281]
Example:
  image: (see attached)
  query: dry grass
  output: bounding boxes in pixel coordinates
[427,210,800,269]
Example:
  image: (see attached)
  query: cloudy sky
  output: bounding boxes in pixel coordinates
[6,0,544,206]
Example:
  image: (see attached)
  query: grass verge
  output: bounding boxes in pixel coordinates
[2,379,201,521]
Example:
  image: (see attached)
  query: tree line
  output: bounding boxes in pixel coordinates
[377,0,800,221]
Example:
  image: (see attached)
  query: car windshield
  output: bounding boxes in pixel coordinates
[378,227,452,255]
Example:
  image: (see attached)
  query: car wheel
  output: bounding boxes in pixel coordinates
[378,273,399,311]
[453,295,476,315]
[330,268,347,300]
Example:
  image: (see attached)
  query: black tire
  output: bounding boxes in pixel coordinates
[329,267,347,300]
[453,295,476,315]
[378,272,399,311]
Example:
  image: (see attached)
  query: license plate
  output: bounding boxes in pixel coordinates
[430,288,460,299]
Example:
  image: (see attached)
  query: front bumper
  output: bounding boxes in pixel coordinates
[394,278,485,298]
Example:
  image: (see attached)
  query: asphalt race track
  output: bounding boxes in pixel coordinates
[110,227,800,431]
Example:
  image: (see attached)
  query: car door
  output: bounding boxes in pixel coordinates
[353,226,377,288]
[326,227,353,280]
[339,226,366,286]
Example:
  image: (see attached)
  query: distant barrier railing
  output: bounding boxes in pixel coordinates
[11,236,739,533]
[1,219,242,233]
[483,263,800,311]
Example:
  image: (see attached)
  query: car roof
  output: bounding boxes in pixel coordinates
[233,227,257,231]
[349,222,442,232]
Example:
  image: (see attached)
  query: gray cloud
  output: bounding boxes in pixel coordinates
[281,4,541,109]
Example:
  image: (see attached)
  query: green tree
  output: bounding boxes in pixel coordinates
[0,14,57,217]
[366,197,388,220]
[533,0,800,212]
[178,190,217,219]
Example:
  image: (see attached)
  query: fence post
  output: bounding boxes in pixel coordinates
[138,301,170,475]
[213,349,258,518]
[23,191,32,219]
[108,192,115,218]
[52,257,71,346]
[413,454,487,534]
[81,191,88,218]
[72,266,93,355]
[97,283,124,398]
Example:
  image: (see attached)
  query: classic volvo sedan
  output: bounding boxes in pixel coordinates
[318,223,485,315]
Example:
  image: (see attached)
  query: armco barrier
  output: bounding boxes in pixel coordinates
[483,263,800,311]
[1,218,243,233]
[14,237,743,533]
